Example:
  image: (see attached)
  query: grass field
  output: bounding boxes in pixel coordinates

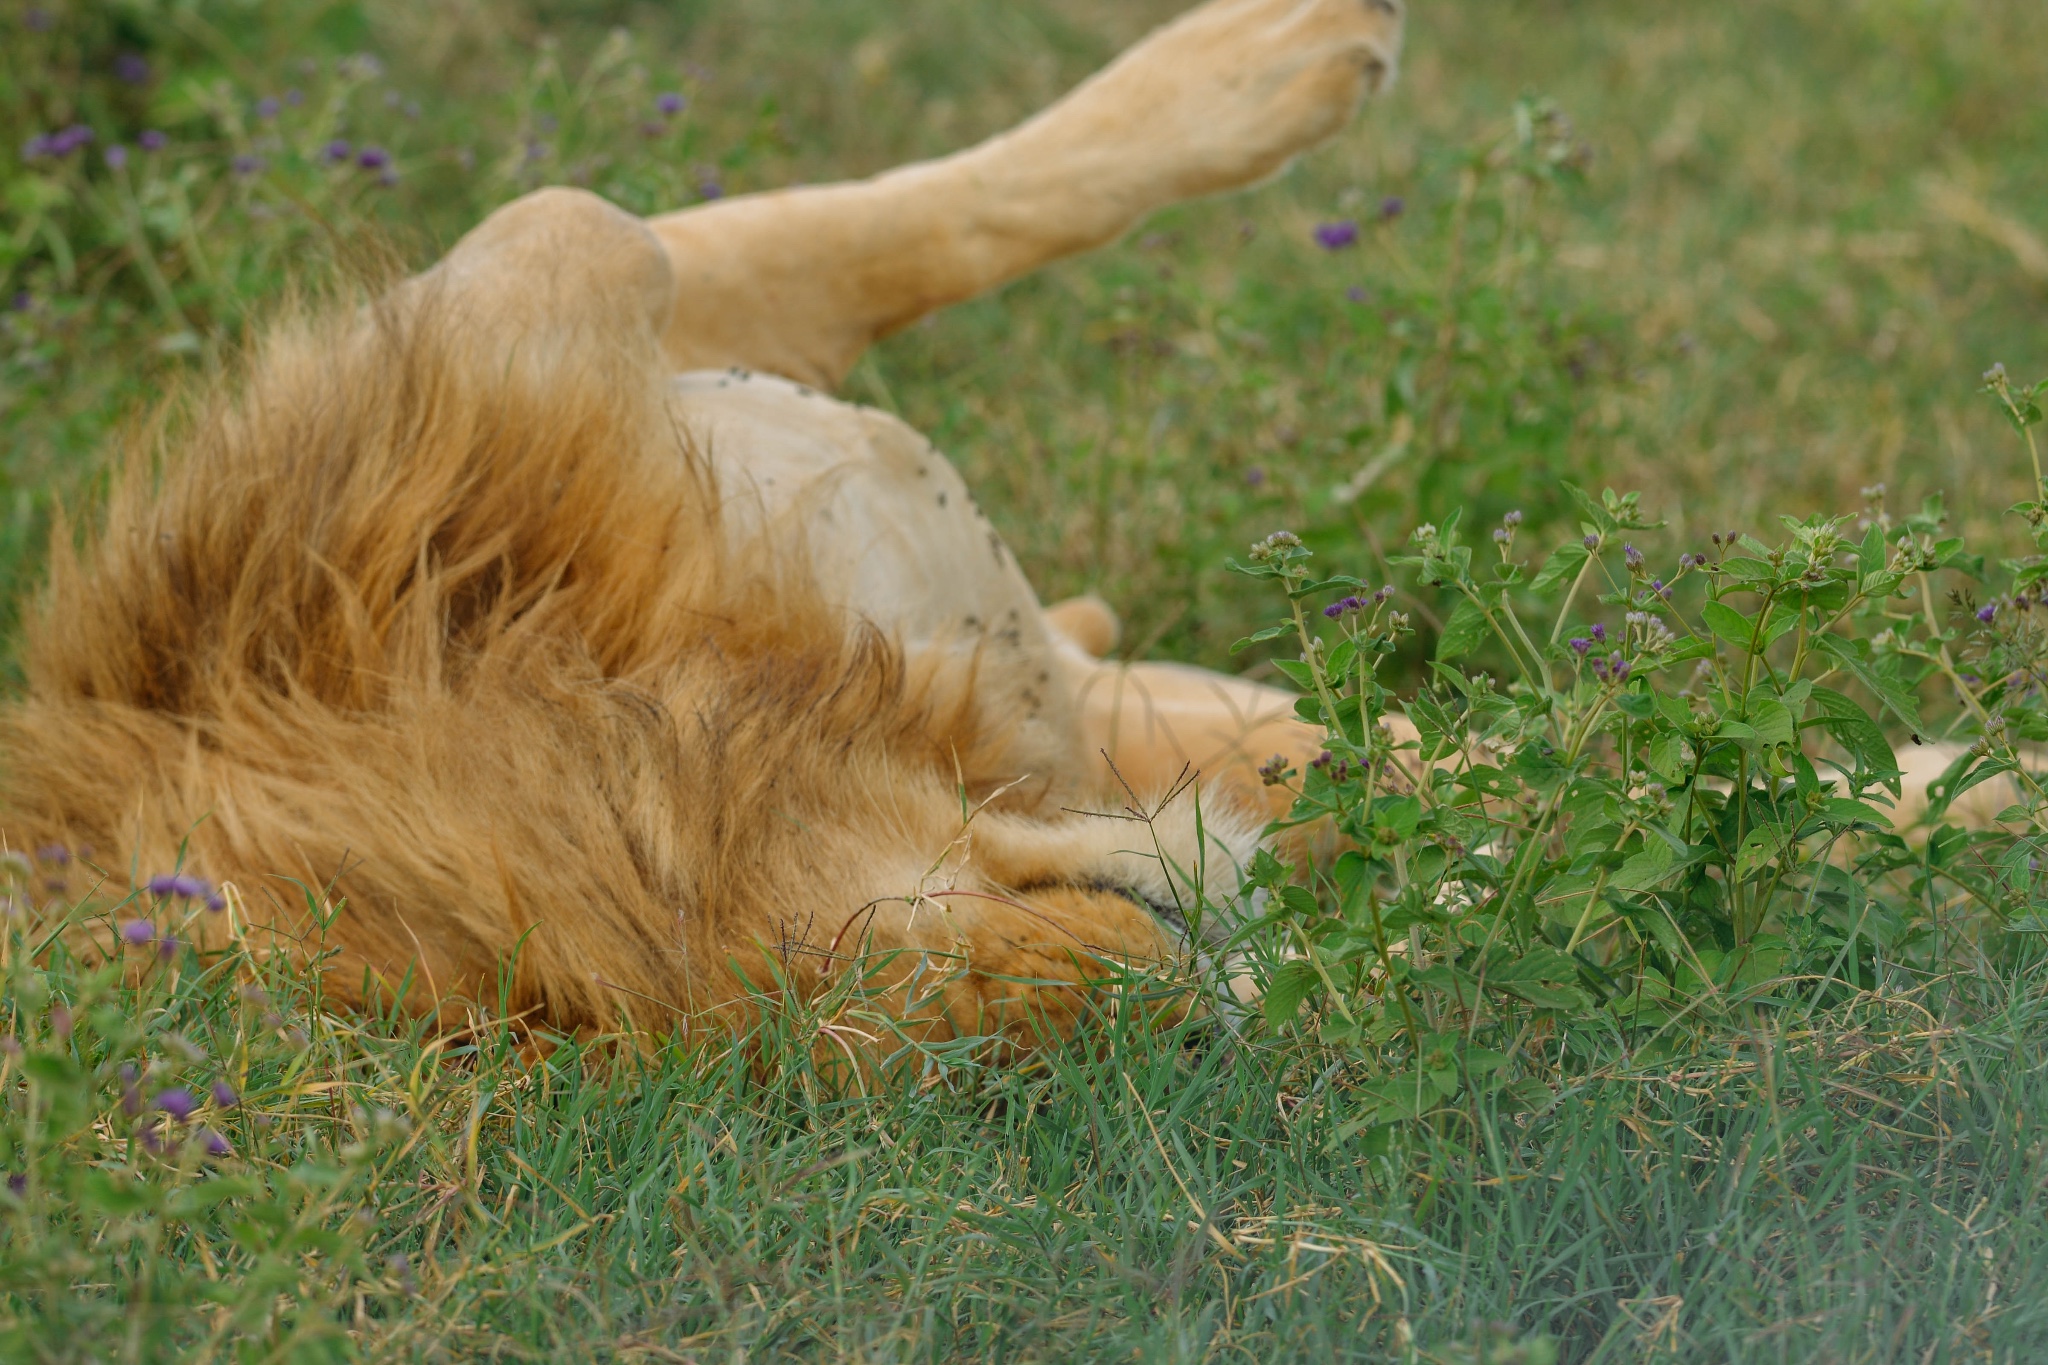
[5,0,2048,1359]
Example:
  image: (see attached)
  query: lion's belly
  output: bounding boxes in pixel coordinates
[667,369,1082,787]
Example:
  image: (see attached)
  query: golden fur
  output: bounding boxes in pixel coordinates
[0,0,1412,1042]
[3,291,1240,1039]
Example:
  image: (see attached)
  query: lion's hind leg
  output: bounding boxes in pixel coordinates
[644,0,1403,387]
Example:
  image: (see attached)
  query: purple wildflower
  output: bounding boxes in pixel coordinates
[147,874,212,899]
[698,176,723,200]
[156,1088,197,1122]
[1503,510,1524,528]
[139,129,166,152]
[1583,533,1599,551]
[104,144,128,171]
[157,935,180,962]
[211,1080,238,1108]
[231,153,264,176]
[1345,284,1369,303]
[1610,655,1632,683]
[1623,543,1644,570]
[1652,578,1670,599]
[322,139,350,162]
[255,96,280,120]
[1323,602,1345,619]
[1379,195,1406,220]
[1313,220,1360,251]
[120,919,156,946]
[1591,657,1609,682]
[119,1064,142,1116]
[199,1128,231,1157]
[1492,528,1510,543]
[1569,637,1592,656]
[1591,623,1607,643]
[1244,466,1266,487]
[205,892,226,912]
[4,1173,23,1197]
[114,52,150,85]
[1977,604,1997,623]
[356,145,390,170]
[656,91,685,116]
[36,845,68,865]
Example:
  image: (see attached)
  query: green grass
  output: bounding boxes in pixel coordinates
[8,927,2048,1361]
[6,0,2048,1359]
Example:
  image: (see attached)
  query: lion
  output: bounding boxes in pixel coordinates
[0,0,1406,1046]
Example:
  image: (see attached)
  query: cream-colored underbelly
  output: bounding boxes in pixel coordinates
[668,368,1082,786]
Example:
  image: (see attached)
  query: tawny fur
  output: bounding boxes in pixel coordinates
[0,291,1245,1039]
[1,0,1408,1042]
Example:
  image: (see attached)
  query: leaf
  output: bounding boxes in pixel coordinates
[1561,481,1617,534]
[1436,598,1490,661]
[1374,795,1423,839]
[1230,622,1295,654]
[1808,685,1903,795]
[1858,520,1886,578]
[1612,838,1675,891]
[1359,1071,1439,1124]
[20,1054,80,1087]
[1701,600,1757,648]
[1946,755,2016,803]
[1262,959,1322,1028]
[1497,1078,1557,1114]
[1814,635,1922,732]
[1748,697,1797,748]
[1735,826,1785,880]
[1406,693,1465,763]
[1531,539,1590,593]
[1269,658,1315,690]
[1646,731,1689,784]
[1482,944,1581,984]
[1497,979,1594,1010]
[1462,1046,1510,1077]
[1820,797,1893,829]
[81,1172,157,1217]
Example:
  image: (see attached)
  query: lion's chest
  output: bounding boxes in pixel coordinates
[668,369,1078,778]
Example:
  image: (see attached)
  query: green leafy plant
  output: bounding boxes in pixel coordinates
[1231,368,2048,1129]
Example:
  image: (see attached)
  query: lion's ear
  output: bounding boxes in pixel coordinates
[1042,596,1120,659]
